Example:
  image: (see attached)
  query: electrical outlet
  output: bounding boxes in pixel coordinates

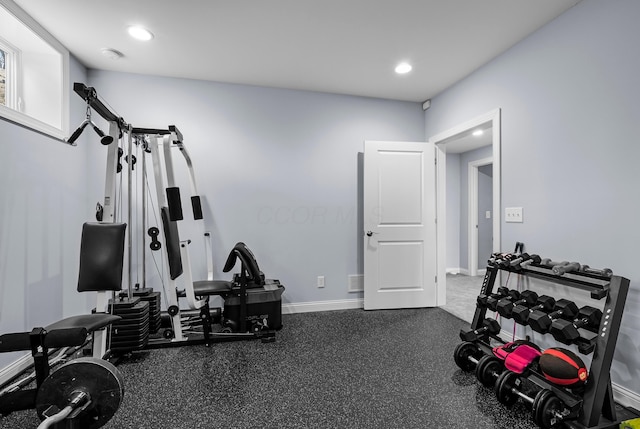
[348,274,364,292]
[505,207,523,223]
[317,276,325,288]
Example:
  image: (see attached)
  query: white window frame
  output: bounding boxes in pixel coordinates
[0,37,21,110]
[0,0,69,140]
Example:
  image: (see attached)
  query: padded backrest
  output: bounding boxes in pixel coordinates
[161,207,183,280]
[77,222,126,292]
[222,242,263,285]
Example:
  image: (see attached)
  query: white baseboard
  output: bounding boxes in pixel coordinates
[447,268,485,276]
[282,298,363,314]
[611,381,640,411]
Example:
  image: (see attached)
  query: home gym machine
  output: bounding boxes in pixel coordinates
[72,83,285,351]
[454,252,639,428]
[133,125,285,347]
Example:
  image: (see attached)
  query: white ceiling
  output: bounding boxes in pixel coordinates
[11,0,580,102]
[444,123,494,154]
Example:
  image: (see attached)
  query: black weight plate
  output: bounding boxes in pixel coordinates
[481,357,503,387]
[36,357,124,429]
[475,355,501,387]
[454,342,480,372]
[495,371,519,406]
[475,354,490,383]
[538,394,563,429]
[532,389,552,426]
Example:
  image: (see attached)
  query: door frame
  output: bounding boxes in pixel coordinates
[468,156,493,277]
[429,108,501,306]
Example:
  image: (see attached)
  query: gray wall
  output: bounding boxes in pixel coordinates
[477,164,493,265]
[86,69,425,305]
[426,0,640,395]
[446,146,493,273]
[458,146,493,271]
[0,67,424,368]
[0,56,90,367]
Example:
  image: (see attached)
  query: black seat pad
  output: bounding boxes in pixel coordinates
[46,314,121,333]
[193,280,233,296]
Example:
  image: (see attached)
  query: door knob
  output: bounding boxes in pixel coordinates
[366,230,377,237]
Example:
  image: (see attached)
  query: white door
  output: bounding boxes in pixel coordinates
[363,141,437,310]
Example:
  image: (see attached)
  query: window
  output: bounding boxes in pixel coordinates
[0,0,69,139]
[0,48,5,106]
[0,38,19,110]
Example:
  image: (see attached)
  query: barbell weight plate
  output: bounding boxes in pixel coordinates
[454,342,480,372]
[495,371,519,406]
[36,357,124,429]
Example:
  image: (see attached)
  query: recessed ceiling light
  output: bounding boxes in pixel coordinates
[473,129,484,137]
[101,48,123,60]
[395,62,412,74]
[128,26,154,41]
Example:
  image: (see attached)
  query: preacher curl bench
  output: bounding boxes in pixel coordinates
[0,222,126,428]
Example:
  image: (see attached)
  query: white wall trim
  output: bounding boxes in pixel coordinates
[282,298,364,314]
[0,353,32,387]
[612,382,640,411]
[0,0,70,139]
[431,108,501,307]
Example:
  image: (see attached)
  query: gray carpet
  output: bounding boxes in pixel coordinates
[0,308,539,429]
[441,273,484,323]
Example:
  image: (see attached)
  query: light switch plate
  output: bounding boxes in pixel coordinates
[505,207,523,223]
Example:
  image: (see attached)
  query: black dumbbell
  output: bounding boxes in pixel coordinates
[507,252,529,266]
[509,253,541,269]
[528,299,579,334]
[512,295,556,325]
[497,254,522,268]
[494,371,569,429]
[475,354,505,387]
[549,306,603,345]
[486,289,520,312]
[478,286,511,309]
[453,341,484,372]
[488,253,517,267]
[460,318,501,342]
[497,290,538,319]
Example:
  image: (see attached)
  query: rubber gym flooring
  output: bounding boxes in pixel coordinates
[0,308,539,429]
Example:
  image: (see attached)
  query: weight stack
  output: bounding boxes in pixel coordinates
[108,297,150,353]
[127,288,162,334]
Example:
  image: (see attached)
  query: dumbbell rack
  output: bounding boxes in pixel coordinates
[465,258,636,429]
